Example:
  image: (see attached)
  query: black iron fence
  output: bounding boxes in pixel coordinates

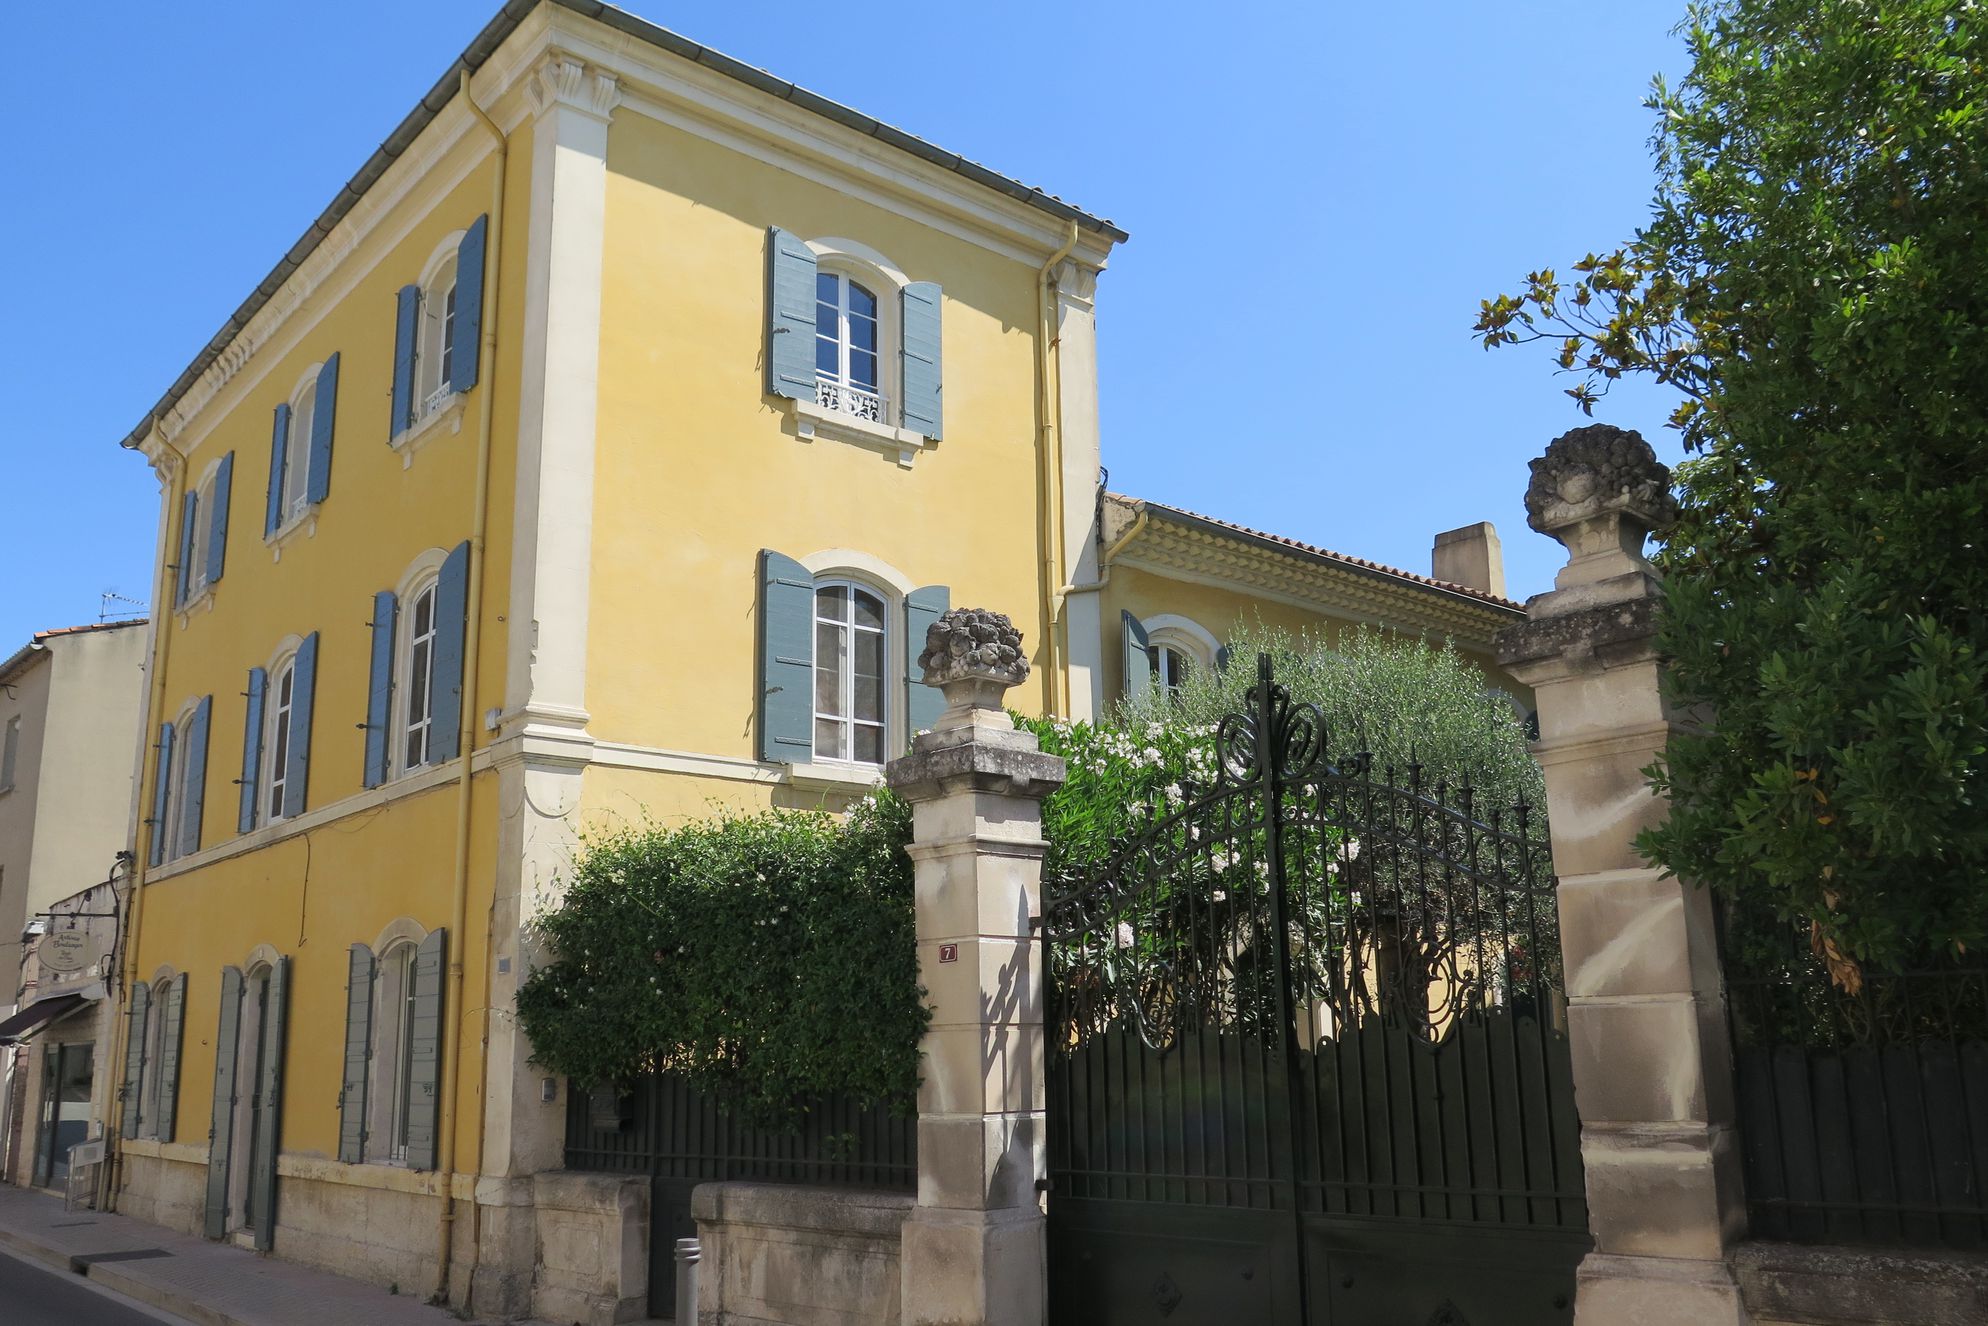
[565,1072,915,1316]
[563,1071,916,1189]
[1724,904,1988,1248]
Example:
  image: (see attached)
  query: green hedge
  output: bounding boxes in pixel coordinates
[513,792,926,1126]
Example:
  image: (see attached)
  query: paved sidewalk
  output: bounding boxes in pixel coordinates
[0,1183,551,1326]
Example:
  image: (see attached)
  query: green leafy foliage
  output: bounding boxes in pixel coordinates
[1478,0,1988,972]
[513,792,927,1125]
[518,627,1544,1120]
[1116,622,1545,815]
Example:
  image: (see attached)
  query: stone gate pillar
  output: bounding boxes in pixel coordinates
[886,609,1066,1326]
[1496,426,1750,1324]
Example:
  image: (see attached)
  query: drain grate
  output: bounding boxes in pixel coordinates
[75,1249,175,1265]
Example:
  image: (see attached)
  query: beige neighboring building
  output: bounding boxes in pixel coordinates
[0,620,149,1190]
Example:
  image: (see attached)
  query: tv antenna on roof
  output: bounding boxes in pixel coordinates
[99,591,145,624]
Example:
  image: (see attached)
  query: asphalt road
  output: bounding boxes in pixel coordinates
[0,1245,192,1325]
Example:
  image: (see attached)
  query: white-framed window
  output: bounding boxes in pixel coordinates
[396,579,441,774]
[183,472,218,602]
[137,975,172,1139]
[370,941,421,1163]
[814,268,886,424]
[415,253,459,422]
[813,580,888,766]
[279,375,317,533]
[163,701,202,861]
[263,654,298,824]
[0,714,20,792]
[1148,642,1194,696]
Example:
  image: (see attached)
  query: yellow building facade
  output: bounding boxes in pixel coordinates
[107,3,1524,1319]
[113,2,1118,1314]
[1075,494,1528,718]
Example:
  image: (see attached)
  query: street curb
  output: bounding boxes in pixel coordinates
[0,1220,82,1274]
[86,1258,244,1326]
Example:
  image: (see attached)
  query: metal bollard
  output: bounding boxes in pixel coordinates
[674,1236,701,1324]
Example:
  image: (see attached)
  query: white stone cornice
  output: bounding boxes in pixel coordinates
[526,53,621,123]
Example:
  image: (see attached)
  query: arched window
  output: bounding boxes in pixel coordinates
[137,975,173,1139]
[1148,642,1194,696]
[396,577,441,773]
[1136,615,1222,701]
[263,652,298,824]
[415,253,458,421]
[814,268,885,423]
[163,699,202,861]
[278,371,316,532]
[182,465,221,601]
[813,579,889,765]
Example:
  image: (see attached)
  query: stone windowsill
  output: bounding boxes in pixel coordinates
[392,394,466,466]
[265,507,320,563]
[785,397,934,469]
[780,760,886,795]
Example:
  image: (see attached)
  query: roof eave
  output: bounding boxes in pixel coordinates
[120,0,1126,453]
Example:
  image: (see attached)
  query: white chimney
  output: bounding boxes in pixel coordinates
[1432,522,1506,597]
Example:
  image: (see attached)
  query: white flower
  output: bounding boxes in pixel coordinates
[1115,922,1135,949]
[1344,837,1361,862]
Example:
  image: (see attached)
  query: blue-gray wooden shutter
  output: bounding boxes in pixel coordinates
[450,216,487,395]
[250,957,289,1251]
[338,945,376,1165]
[238,667,266,834]
[120,981,152,1139]
[765,227,817,400]
[306,354,338,505]
[155,973,187,1144]
[1215,645,1232,674]
[391,285,420,437]
[178,696,211,857]
[364,591,398,788]
[264,403,291,538]
[758,550,814,762]
[175,490,198,607]
[206,452,234,587]
[405,929,446,1171]
[903,585,950,741]
[1122,611,1152,699]
[900,281,943,439]
[148,722,175,867]
[283,634,318,820]
[431,541,470,763]
[204,965,244,1240]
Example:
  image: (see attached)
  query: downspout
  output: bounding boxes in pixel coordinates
[104,417,187,1210]
[1035,222,1079,716]
[1068,504,1147,595]
[436,68,506,1305]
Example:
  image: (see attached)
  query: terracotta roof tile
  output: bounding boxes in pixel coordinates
[1110,495,1524,613]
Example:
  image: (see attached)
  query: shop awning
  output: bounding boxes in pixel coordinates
[0,993,90,1045]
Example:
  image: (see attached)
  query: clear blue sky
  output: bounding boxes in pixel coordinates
[0,0,1687,648]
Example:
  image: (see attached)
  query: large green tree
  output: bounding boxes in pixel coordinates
[1478,0,1988,979]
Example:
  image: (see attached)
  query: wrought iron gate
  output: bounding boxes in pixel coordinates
[1044,659,1589,1325]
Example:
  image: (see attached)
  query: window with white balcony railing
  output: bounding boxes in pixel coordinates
[814,272,889,425]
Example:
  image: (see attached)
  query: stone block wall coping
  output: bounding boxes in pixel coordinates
[691,1180,914,1240]
[885,740,1066,803]
[1733,1240,1988,1325]
[534,1168,649,1217]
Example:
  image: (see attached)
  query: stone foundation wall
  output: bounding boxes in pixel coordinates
[693,1182,912,1326]
[117,1144,207,1233]
[117,1146,475,1304]
[1734,1242,1988,1326]
[532,1170,650,1326]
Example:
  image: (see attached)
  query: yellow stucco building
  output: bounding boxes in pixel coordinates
[105,2,1524,1319]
